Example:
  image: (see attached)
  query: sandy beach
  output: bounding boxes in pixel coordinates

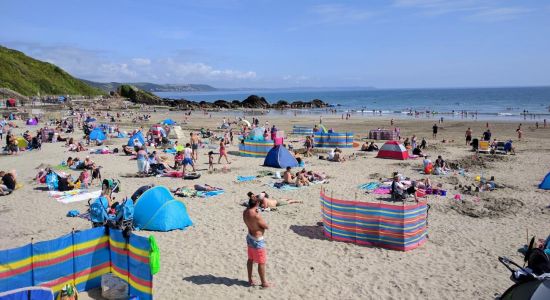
[1,109,549,300]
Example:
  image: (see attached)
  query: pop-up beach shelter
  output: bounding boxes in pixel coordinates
[540,172,550,190]
[128,131,145,146]
[134,186,193,231]
[264,145,298,168]
[162,119,176,125]
[26,118,38,125]
[377,140,409,160]
[89,128,106,142]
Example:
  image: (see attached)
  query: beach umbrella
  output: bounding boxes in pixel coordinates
[239,119,251,127]
[500,279,550,299]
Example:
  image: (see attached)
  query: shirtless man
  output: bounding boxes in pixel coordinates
[258,192,302,209]
[243,195,270,287]
[190,132,200,161]
[283,167,294,184]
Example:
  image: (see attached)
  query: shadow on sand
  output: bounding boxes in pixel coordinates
[182,275,249,287]
[289,224,326,241]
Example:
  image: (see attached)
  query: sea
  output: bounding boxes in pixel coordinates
[155,86,550,121]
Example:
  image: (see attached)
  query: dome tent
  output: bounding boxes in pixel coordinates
[134,186,193,231]
[264,145,298,168]
[540,172,550,190]
[89,128,106,142]
[377,140,409,160]
[128,131,145,147]
[162,119,176,125]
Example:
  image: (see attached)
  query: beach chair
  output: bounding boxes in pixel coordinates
[115,197,134,231]
[495,141,507,154]
[478,141,490,153]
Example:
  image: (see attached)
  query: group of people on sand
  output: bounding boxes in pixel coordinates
[282,166,327,187]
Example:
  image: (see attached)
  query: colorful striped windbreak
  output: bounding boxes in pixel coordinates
[292,126,314,136]
[0,227,153,299]
[314,132,354,148]
[320,189,427,251]
[239,140,274,157]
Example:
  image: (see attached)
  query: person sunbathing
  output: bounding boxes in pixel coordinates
[360,142,369,151]
[194,184,223,191]
[366,142,379,152]
[122,145,135,156]
[391,175,417,201]
[412,147,424,157]
[295,172,310,187]
[283,167,295,184]
[258,192,302,209]
[332,151,346,162]
[306,171,326,182]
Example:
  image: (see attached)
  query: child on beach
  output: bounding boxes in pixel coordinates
[208,151,214,171]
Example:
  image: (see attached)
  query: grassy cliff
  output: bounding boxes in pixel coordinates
[0,45,104,96]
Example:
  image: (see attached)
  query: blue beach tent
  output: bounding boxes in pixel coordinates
[264,145,298,168]
[162,119,176,125]
[540,172,550,190]
[128,131,145,147]
[89,128,106,142]
[133,186,193,231]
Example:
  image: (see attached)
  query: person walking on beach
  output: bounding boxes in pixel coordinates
[244,194,270,287]
[432,124,438,139]
[190,132,200,161]
[465,128,472,146]
[218,139,230,164]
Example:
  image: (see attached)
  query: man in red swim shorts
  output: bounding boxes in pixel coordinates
[243,193,270,288]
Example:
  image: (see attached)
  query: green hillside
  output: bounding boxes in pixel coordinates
[0,45,104,96]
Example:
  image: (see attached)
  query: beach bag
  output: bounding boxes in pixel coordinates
[149,235,160,275]
[46,173,59,190]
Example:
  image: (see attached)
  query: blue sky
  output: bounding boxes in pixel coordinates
[2,0,549,88]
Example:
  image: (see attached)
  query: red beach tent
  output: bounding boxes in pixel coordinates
[377,140,409,160]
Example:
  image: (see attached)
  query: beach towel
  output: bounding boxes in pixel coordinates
[49,189,101,204]
[373,187,391,194]
[266,182,301,191]
[198,190,225,198]
[358,182,379,191]
[163,148,177,154]
[53,164,71,171]
[267,180,325,191]
[237,176,257,182]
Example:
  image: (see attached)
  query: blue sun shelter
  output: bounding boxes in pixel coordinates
[540,172,550,190]
[89,128,106,142]
[134,186,193,231]
[264,145,298,168]
[128,131,145,147]
[162,119,176,125]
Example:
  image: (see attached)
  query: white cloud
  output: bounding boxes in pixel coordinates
[392,0,533,21]
[466,7,532,22]
[131,58,151,66]
[311,4,374,24]
[5,42,257,84]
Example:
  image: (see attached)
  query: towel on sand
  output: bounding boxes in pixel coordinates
[358,182,379,191]
[237,176,257,182]
[49,189,101,204]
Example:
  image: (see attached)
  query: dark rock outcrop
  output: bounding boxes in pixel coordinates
[241,95,269,108]
[119,86,328,110]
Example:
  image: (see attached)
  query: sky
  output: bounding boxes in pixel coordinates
[1,0,549,89]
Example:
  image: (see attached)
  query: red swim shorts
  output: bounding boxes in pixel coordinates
[247,246,267,264]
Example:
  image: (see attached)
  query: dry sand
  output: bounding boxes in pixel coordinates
[1,109,549,300]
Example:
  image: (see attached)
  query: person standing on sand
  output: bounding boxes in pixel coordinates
[218,139,230,164]
[432,124,438,139]
[190,132,200,161]
[465,128,472,145]
[244,194,270,287]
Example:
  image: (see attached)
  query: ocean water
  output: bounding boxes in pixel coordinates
[155,86,550,120]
